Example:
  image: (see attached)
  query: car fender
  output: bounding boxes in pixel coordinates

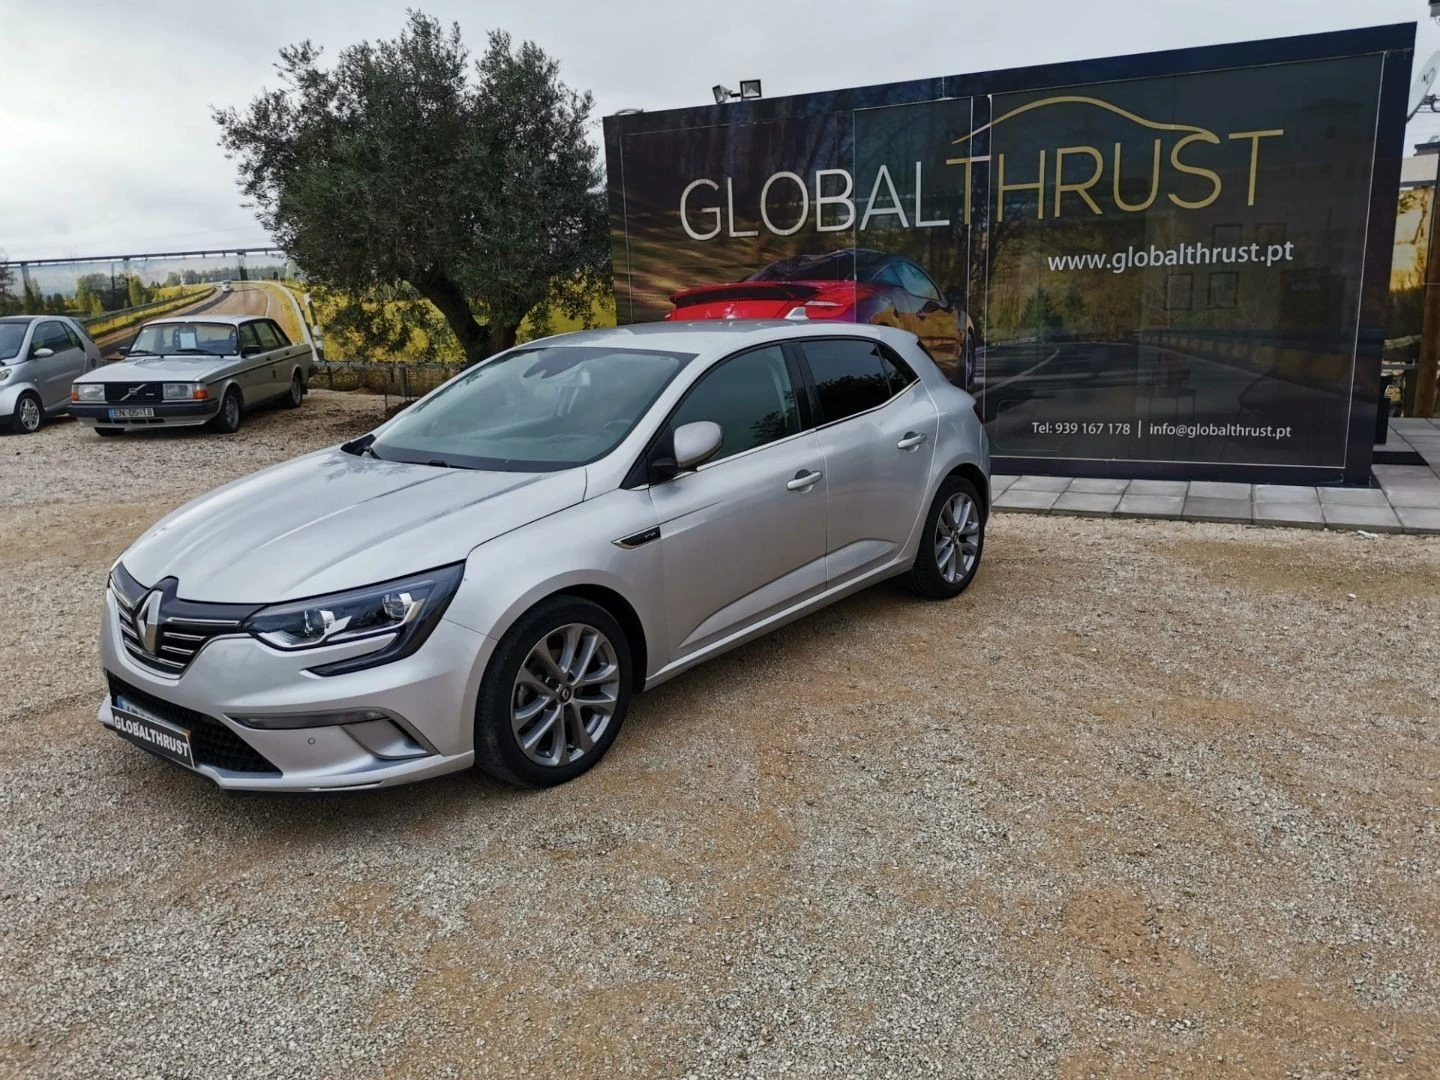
[443,485,670,686]
[0,375,42,417]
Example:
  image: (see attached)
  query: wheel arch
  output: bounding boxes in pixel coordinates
[946,462,990,518]
[546,584,650,693]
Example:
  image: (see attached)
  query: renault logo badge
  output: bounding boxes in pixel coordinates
[135,592,162,656]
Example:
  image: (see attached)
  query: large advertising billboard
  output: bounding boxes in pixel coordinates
[605,25,1414,483]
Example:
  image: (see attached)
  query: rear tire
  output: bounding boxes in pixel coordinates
[473,596,633,788]
[9,392,42,435]
[95,427,125,437]
[209,389,242,434]
[282,372,304,409]
[905,475,986,599]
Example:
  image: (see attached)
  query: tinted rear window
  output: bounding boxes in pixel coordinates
[799,339,895,423]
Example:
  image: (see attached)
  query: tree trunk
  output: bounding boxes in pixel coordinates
[411,269,489,367]
[488,321,518,356]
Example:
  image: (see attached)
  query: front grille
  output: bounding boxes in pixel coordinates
[104,382,163,403]
[110,564,255,675]
[107,673,281,775]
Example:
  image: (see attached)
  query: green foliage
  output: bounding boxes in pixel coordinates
[214,10,610,365]
[0,254,16,315]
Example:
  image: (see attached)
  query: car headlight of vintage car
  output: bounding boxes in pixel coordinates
[242,563,465,675]
[75,383,105,401]
[0,367,12,383]
[163,383,206,400]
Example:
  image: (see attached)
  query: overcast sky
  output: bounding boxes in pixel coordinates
[1,0,1436,260]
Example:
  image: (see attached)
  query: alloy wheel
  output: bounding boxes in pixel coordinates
[511,623,620,768]
[18,396,41,433]
[934,492,981,584]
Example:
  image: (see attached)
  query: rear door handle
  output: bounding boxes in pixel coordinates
[897,431,928,449]
[786,469,823,491]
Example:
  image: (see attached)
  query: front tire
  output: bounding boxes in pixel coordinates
[9,392,43,435]
[473,597,633,788]
[906,476,986,599]
[209,389,242,434]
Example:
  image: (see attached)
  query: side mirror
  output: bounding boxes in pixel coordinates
[115,346,129,357]
[944,287,965,312]
[30,347,54,359]
[242,345,262,357]
[647,421,724,484]
[673,421,723,470]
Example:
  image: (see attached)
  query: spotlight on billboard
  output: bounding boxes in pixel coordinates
[713,84,733,105]
[739,79,763,100]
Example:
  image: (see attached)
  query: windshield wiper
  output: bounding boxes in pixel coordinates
[126,348,155,355]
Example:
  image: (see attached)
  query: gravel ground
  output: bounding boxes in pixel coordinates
[1,397,1437,1079]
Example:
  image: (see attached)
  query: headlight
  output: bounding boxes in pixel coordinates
[163,383,198,400]
[76,383,105,401]
[0,367,11,383]
[242,563,464,675]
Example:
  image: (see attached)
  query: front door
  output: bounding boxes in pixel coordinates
[32,320,83,411]
[796,338,938,585]
[648,344,828,660]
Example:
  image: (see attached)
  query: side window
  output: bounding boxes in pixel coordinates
[895,261,942,303]
[800,339,895,423]
[871,262,903,287]
[238,323,262,354]
[252,321,284,351]
[878,345,919,395]
[264,319,291,347]
[34,321,68,353]
[668,345,800,463]
[62,324,83,349]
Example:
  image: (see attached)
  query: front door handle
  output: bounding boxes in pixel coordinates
[786,469,823,492]
[897,431,928,450]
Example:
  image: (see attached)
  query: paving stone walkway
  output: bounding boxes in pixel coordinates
[991,418,1440,535]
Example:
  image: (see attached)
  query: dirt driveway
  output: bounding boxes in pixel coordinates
[1,394,1437,1079]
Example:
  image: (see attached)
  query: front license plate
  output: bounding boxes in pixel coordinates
[112,697,195,769]
[109,407,154,420]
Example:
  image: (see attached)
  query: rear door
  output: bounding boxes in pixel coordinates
[796,337,938,585]
[250,320,289,400]
[647,344,828,660]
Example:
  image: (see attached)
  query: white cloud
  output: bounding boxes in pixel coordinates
[0,0,1427,258]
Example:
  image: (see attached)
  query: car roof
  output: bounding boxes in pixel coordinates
[0,315,43,325]
[527,319,918,358]
[142,315,257,327]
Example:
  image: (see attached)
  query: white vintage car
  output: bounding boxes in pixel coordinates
[70,315,315,436]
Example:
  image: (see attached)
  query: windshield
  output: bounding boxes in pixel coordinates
[370,345,694,471]
[130,322,237,357]
[0,320,30,362]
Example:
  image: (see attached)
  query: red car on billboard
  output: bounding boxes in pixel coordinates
[665,249,977,389]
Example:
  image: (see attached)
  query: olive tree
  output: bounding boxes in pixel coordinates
[214,11,609,363]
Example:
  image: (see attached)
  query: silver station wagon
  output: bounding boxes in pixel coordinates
[70,315,314,435]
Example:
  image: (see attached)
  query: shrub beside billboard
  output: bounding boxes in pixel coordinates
[605,26,1412,483]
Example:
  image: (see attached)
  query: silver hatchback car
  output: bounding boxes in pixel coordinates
[0,315,102,434]
[98,321,990,791]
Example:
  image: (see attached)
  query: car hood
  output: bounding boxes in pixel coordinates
[77,356,236,381]
[119,449,589,603]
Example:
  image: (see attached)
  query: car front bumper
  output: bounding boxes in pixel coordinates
[97,586,496,791]
[71,399,220,429]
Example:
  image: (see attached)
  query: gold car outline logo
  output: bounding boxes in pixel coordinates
[944,94,1284,222]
